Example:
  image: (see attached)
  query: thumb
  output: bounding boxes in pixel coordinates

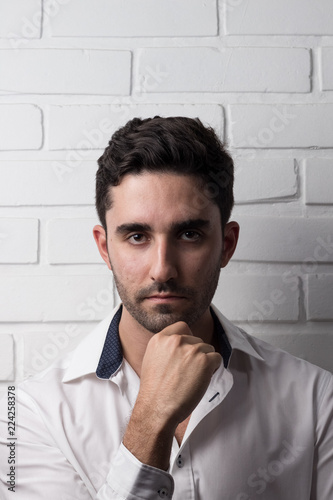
[160,321,194,337]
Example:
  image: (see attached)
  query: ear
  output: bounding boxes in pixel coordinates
[221,221,240,268]
[93,225,112,270]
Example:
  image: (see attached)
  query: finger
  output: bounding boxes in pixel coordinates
[179,335,205,345]
[206,352,223,372]
[161,321,193,337]
[195,342,216,354]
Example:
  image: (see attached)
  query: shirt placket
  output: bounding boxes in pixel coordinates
[169,365,234,499]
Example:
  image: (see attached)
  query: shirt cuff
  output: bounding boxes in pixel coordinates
[106,443,174,499]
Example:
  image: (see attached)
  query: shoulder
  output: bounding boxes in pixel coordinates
[236,325,333,406]
[212,304,333,398]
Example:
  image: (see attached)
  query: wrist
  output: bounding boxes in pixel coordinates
[123,400,176,470]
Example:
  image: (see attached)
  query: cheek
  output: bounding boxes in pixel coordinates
[188,244,221,269]
[111,248,148,281]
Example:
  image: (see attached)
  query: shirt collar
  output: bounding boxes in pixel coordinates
[62,302,263,383]
[95,304,232,380]
[210,303,264,362]
[62,303,123,383]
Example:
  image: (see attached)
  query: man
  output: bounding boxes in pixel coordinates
[0,116,333,499]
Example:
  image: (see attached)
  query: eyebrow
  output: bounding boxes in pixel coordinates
[115,218,211,235]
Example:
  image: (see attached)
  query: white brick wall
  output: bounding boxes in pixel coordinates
[234,159,297,203]
[137,48,310,93]
[49,0,218,37]
[0,335,14,381]
[0,50,131,95]
[0,0,41,39]
[1,0,333,385]
[305,159,333,205]
[46,218,100,263]
[229,105,333,148]
[225,0,333,35]
[306,275,333,321]
[0,161,96,205]
[0,275,115,322]
[214,275,299,322]
[233,216,333,263]
[321,48,333,91]
[0,219,39,263]
[48,104,224,150]
[0,105,42,150]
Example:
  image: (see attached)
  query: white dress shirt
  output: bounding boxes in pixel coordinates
[1,303,333,499]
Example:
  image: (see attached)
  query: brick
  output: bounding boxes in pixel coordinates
[0,0,41,40]
[0,105,42,150]
[214,275,299,322]
[48,104,224,150]
[229,104,333,149]
[305,158,333,204]
[0,161,96,205]
[0,218,39,263]
[0,50,131,95]
[226,0,333,35]
[138,48,310,93]
[0,275,116,322]
[321,48,333,91]
[233,216,333,263]
[306,275,333,320]
[0,335,14,381]
[253,332,333,373]
[47,218,101,264]
[234,159,297,203]
[50,0,217,37]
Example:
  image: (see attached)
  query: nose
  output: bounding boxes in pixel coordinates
[149,237,178,283]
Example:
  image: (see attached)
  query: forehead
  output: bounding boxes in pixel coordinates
[106,172,221,229]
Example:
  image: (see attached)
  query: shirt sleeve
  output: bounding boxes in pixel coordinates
[311,373,333,500]
[0,389,94,500]
[96,443,174,500]
[0,390,174,500]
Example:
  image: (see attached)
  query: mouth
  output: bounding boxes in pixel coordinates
[145,294,186,303]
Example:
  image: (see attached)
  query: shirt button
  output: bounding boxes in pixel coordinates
[158,488,169,498]
[177,455,184,468]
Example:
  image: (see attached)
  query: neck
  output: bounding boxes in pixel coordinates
[118,305,215,377]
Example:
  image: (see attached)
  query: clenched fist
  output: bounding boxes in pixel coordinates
[140,321,222,426]
[123,322,222,470]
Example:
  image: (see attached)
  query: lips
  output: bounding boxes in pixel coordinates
[146,294,185,302]
[147,294,183,299]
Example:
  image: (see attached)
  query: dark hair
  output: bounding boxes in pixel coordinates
[96,116,234,230]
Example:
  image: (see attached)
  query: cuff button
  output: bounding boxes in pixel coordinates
[158,487,169,498]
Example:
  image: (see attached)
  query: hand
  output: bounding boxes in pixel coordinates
[138,321,222,428]
[123,321,222,470]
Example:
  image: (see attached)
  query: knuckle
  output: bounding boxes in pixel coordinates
[174,321,191,334]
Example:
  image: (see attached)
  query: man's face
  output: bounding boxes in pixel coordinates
[96,172,234,334]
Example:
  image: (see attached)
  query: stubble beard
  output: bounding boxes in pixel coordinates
[110,253,222,334]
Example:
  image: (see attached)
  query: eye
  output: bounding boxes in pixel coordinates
[180,231,201,241]
[128,233,148,244]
